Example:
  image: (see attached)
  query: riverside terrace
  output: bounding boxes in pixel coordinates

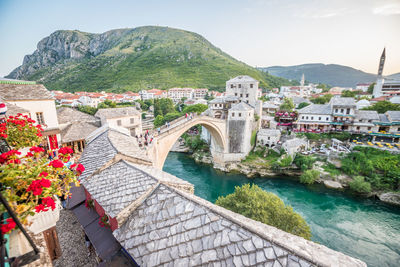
[66,125,367,266]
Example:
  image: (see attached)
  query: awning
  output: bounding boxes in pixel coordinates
[71,204,121,261]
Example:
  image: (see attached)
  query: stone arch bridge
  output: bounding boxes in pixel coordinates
[147,115,228,169]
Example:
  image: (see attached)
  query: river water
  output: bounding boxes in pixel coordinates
[163,152,400,267]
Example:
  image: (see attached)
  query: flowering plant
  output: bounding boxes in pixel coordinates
[98,214,111,228]
[85,198,95,210]
[0,115,84,234]
[0,114,43,149]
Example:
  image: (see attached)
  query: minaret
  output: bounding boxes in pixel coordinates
[373,48,386,97]
[300,73,305,86]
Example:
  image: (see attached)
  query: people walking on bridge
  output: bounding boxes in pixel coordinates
[157,127,161,134]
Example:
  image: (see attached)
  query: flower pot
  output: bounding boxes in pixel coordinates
[27,197,61,235]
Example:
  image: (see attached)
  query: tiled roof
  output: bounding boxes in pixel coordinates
[262,102,278,109]
[289,96,310,106]
[230,102,253,111]
[227,75,258,83]
[60,122,99,143]
[354,110,379,121]
[4,102,30,116]
[298,104,331,115]
[82,160,158,218]
[329,97,356,106]
[0,83,54,101]
[386,111,400,122]
[258,129,281,137]
[378,114,389,123]
[95,107,140,119]
[57,107,99,125]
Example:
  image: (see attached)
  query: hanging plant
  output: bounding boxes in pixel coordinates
[98,214,111,228]
[85,198,95,210]
[1,114,43,149]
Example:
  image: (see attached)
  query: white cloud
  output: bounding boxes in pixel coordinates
[373,3,400,15]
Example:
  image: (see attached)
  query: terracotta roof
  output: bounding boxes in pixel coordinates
[0,83,54,101]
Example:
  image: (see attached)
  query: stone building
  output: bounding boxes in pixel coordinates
[257,129,281,147]
[351,110,379,133]
[296,104,332,131]
[207,95,239,119]
[226,75,260,108]
[95,107,142,137]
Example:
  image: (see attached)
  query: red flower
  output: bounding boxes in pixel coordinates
[39,171,48,177]
[30,146,44,153]
[35,204,48,213]
[49,159,64,168]
[42,197,56,210]
[40,178,51,188]
[26,180,43,196]
[70,164,76,169]
[58,147,73,155]
[1,218,16,234]
[26,152,34,157]
[76,164,85,173]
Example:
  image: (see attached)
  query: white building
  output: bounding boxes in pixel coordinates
[356,83,371,92]
[0,79,61,150]
[95,107,142,137]
[78,95,101,108]
[168,88,194,103]
[139,89,167,100]
[356,99,371,110]
[193,88,208,99]
[257,129,281,147]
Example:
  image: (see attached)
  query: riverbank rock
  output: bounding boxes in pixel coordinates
[378,192,400,206]
[323,180,344,189]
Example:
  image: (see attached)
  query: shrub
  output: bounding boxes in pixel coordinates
[300,170,320,184]
[153,115,164,127]
[294,154,316,171]
[279,155,293,167]
[216,184,312,240]
[349,176,371,193]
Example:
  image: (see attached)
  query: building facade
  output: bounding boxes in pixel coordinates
[95,107,142,137]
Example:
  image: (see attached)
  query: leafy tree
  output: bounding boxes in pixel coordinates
[349,176,371,193]
[136,100,149,111]
[164,112,181,122]
[182,104,208,114]
[367,83,375,94]
[300,170,320,184]
[153,115,164,127]
[279,155,293,167]
[216,184,312,240]
[341,90,356,97]
[297,102,310,109]
[310,94,333,104]
[362,101,400,113]
[294,154,316,171]
[317,83,330,92]
[279,98,295,111]
[153,99,163,117]
[141,113,146,119]
[77,105,98,115]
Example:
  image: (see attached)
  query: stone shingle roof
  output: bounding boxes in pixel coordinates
[329,97,356,107]
[386,111,400,122]
[4,102,30,116]
[60,122,99,143]
[57,107,99,125]
[258,129,281,137]
[95,107,140,119]
[0,83,54,101]
[230,102,253,111]
[355,110,379,121]
[82,160,158,218]
[298,104,331,115]
[262,102,278,109]
[379,114,390,123]
[227,75,258,83]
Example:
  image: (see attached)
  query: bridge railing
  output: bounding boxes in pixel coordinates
[153,113,200,137]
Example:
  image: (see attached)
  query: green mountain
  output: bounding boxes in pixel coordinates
[7,26,294,92]
[259,63,384,87]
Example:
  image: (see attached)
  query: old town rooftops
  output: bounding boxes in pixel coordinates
[95,107,140,119]
[386,111,400,122]
[57,107,99,124]
[60,122,100,143]
[0,82,54,101]
[329,97,356,107]
[354,110,380,121]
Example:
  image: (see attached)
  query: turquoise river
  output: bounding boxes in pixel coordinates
[163,152,400,267]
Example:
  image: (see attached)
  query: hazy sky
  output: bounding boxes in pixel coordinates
[0,0,399,77]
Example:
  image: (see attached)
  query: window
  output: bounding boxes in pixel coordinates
[246,94,249,98]
[340,109,344,113]
[235,93,238,96]
[267,137,270,140]
[238,84,241,88]
[302,116,304,119]
[232,112,235,117]
[356,126,360,130]
[130,118,135,124]
[368,120,372,123]
[246,100,249,103]
[306,116,309,120]
[36,112,45,125]
[239,113,242,117]
[319,117,321,120]
[250,84,253,88]
[240,94,243,97]
[311,117,314,120]
[398,127,400,131]
[231,84,234,88]
[346,108,350,115]
[368,127,371,130]
[117,120,122,126]
[335,109,338,113]
[326,117,329,121]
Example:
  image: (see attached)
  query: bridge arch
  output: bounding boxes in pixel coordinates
[151,116,227,169]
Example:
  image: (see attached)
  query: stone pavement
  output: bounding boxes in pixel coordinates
[53,209,98,267]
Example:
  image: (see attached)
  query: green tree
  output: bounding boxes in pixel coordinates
[310,94,333,104]
[279,155,293,167]
[367,83,375,94]
[182,104,208,114]
[216,184,312,240]
[136,100,149,111]
[153,99,163,117]
[300,170,320,184]
[153,115,165,127]
[164,112,181,122]
[159,98,175,115]
[294,154,316,171]
[77,105,98,115]
[317,83,330,92]
[341,90,356,97]
[362,101,400,113]
[297,102,310,109]
[349,176,371,193]
[279,98,295,111]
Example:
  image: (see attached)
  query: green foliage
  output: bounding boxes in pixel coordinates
[77,105,97,115]
[297,102,310,109]
[153,115,164,128]
[154,98,175,117]
[20,27,295,92]
[254,114,260,122]
[141,113,146,119]
[250,130,257,147]
[279,155,293,167]
[259,96,270,102]
[341,90,357,97]
[310,94,333,104]
[367,83,375,94]
[317,83,330,92]
[322,163,341,177]
[215,184,312,240]
[349,176,372,193]
[182,104,208,115]
[362,101,400,113]
[136,100,149,111]
[294,154,316,171]
[300,170,320,185]
[279,98,295,111]
[183,134,208,151]
[163,112,181,122]
[341,146,400,190]
[98,100,117,109]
